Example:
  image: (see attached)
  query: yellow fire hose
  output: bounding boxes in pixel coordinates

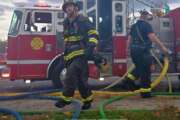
[49,54,170,97]
[102,65,135,90]
[103,51,171,92]
[1,58,169,96]
[150,50,172,93]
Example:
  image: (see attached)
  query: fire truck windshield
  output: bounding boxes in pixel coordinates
[8,10,23,36]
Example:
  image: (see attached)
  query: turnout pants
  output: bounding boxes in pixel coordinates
[130,46,153,91]
[63,56,92,100]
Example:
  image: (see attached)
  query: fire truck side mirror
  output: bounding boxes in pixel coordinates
[113,29,117,35]
[56,11,64,32]
[57,12,64,19]
[30,12,35,24]
[58,22,63,25]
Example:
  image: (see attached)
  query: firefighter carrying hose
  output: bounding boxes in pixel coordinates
[55,1,103,110]
[120,10,169,98]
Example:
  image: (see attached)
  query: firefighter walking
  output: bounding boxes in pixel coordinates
[120,10,169,98]
[55,1,99,110]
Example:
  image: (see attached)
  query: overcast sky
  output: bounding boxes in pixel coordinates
[0,0,180,40]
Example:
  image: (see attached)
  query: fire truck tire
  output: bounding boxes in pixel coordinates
[51,62,65,88]
[178,75,180,80]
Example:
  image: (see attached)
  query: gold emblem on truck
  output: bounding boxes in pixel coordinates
[31,37,44,50]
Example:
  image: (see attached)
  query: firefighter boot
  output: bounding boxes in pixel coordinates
[82,99,93,110]
[119,77,139,91]
[55,98,71,108]
[141,92,153,98]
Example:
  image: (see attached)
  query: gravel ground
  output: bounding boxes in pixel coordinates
[0,95,180,112]
[0,76,180,112]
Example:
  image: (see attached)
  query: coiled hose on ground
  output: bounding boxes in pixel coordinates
[0,108,23,120]
[0,89,81,120]
[150,50,172,93]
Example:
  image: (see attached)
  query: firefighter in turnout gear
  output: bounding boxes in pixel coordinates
[55,1,98,110]
[120,10,168,98]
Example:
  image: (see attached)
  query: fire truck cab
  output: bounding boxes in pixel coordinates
[7,4,65,86]
[5,0,128,88]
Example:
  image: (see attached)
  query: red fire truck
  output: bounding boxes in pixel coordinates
[167,8,180,72]
[3,0,180,88]
[0,53,7,79]
[148,7,180,74]
[3,0,128,88]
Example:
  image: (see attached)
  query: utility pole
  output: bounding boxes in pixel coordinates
[132,0,135,23]
[83,0,87,16]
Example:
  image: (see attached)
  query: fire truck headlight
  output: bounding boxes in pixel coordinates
[99,77,105,81]
[25,80,31,84]
[1,73,10,78]
[1,66,10,78]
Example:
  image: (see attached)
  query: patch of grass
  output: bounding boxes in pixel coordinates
[21,111,66,120]
[0,106,180,120]
[79,110,156,120]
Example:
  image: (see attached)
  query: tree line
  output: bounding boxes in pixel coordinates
[0,39,7,53]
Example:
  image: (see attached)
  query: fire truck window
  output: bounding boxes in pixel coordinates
[87,0,96,9]
[24,12,52,32]
[35,12,51,23]
[115,3,123,12]
[24,12,32,32]
[115,15,123,33]
[8,11,22,36]
[57,12,64,19]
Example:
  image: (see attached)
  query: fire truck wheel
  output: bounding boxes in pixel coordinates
[51,62,65,88]
[178,75,180,81]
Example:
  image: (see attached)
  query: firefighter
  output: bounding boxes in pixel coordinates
[55,1,99,110]
[120,10,168,98]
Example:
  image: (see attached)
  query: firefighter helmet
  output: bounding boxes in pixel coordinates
[139,9,150,16]
[62,1,79,12]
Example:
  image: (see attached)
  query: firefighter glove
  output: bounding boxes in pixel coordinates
[94,53,109,73]
[84,47,94,60]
